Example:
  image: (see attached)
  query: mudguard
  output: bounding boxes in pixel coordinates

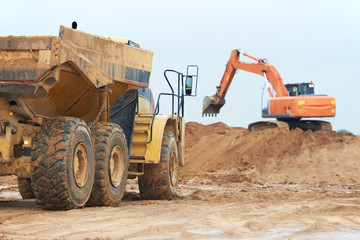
[145,115,185,166]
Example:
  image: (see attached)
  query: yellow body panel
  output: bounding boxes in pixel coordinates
[137,97,154,115]
[0,156,31,177]
[144,115,185,165]
[144,115,171,163]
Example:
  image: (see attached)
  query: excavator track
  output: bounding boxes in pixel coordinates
[249,120,332,132]
[286,120,332,131]
[248,121,289,131]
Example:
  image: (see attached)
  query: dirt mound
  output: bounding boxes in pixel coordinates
[181,122,360,184]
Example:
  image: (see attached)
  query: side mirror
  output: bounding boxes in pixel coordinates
[185,76,193,96]
[185,65,198,96]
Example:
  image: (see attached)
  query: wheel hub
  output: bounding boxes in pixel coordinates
[73,143,89,188]
[109,145,124,187]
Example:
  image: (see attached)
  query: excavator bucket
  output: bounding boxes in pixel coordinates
[202,96,225,117]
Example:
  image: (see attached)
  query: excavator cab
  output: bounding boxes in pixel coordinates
[285,82,315,96]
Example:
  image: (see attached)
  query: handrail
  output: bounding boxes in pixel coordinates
[146,92,182,143]
[164,70,182,115]
[146,66,198,144]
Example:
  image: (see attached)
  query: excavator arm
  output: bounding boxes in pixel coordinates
[202,49,289,116]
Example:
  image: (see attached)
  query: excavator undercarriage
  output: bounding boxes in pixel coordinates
[248,119,332,131]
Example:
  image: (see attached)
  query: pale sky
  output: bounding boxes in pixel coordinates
[1,0,359,133]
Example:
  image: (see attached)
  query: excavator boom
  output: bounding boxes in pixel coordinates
[202,49,289,116]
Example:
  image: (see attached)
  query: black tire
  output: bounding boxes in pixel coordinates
[87,122,129,206]
[31,117,95,210]
[17,177,35,199]
[138,131,179,200]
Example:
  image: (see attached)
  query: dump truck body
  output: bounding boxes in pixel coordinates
[0,26,195,209]
[0,26,153,122]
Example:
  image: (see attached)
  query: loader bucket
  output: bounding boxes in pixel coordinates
[202,96,224,117]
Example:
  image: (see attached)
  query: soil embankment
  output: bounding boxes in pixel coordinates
[1,122,360,239]
[182,122,360,185]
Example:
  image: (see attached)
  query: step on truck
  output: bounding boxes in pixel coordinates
[0,25,198,210]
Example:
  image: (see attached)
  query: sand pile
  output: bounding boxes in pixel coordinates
[181,122,360,185]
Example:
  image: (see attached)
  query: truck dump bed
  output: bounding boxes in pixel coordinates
[0,26,153,122]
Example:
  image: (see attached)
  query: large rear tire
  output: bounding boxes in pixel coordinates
[31,117,95,210]
[17,177,34,199]
[87,122,129,206]
[138,131,179,200]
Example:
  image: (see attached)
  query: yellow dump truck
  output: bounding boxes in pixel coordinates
[0,25,198,209]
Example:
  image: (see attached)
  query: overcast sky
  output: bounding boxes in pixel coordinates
[1,0,359,133]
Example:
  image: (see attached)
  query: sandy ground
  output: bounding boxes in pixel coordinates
[1,122,360,239]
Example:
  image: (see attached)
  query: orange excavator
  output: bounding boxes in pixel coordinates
[202,49,336,131]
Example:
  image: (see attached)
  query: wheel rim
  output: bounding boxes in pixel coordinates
[109,145,124,187]
[169,150,178,187]
[73,143,89,188]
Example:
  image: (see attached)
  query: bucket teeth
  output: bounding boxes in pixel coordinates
[203,112,218,117]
